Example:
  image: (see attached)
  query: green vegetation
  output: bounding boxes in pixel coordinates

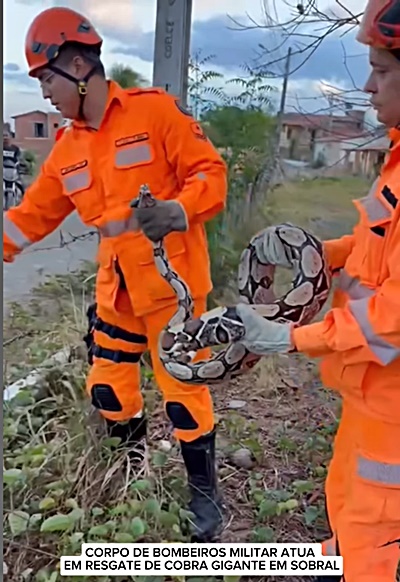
[108,63,148,88]
[21,149,37,176]
[3,177,367,582]
[3,55,376,582]
[188,55,278,301]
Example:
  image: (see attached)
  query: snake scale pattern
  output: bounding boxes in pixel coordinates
[132,185,331,385]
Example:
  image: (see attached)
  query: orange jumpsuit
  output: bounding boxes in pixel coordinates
[293,129,400,581]
[55,125,68,142]
[3,81,228,443]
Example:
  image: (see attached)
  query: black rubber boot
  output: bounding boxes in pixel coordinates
[180,428,224,542]
[105,415,147,462]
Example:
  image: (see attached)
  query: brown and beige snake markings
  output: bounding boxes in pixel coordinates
[131,184,332,385]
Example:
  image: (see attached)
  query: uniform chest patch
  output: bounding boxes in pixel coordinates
[115,133,149,147]
[60,160,88,176]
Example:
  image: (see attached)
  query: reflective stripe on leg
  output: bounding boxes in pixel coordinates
[357,456,400,486]
[322,536,338,556]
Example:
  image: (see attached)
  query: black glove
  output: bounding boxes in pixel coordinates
[133,199,187,242]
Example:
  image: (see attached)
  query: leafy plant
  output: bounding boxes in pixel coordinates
[227,63,275,111]
[21,149,37,175]
[186,55,277,302]
[188,50,225,118]
[108,63,148,88]
[4,43,365,582]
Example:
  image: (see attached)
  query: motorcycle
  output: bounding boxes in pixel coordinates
[3,163,24,210]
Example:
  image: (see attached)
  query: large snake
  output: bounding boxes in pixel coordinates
[131,185,331,385]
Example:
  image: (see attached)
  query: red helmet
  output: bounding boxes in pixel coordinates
[357,0,400,49]
[25,7,103,76]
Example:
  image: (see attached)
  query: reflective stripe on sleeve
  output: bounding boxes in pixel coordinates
[357,177,393,222]
[97,213,139,237]
[349,297,400,365]
[3,215,32,250]
[359,192,392,222]
[337,271,374,300]
[62,170,90,193]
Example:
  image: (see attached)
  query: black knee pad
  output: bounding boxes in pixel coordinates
[165,401,199,430]
[91,383,122,412]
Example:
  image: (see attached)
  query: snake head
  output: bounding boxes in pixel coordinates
[130,184,156,209]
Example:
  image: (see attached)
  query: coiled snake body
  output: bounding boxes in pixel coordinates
[132,185,331,385]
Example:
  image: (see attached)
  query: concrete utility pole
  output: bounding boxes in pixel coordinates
[251,46,292,200]
[152,0,193,107]
[276,47,292,140]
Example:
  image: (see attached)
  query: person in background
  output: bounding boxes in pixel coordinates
[3,129,25,195]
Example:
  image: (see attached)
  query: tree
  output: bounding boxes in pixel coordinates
[227,64,275,112]
[230,2,361,79]
[108,64,148,88]
[188,51,225,118]
[185,52,278,301]
[202,106,274,152]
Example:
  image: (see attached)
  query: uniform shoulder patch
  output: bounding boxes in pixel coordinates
[190,122,207,141]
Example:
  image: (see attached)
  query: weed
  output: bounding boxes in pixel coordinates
[4,177,371,581]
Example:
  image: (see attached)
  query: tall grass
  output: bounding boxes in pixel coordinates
[206,152,277,305]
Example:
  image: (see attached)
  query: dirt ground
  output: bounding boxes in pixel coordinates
[6,176,393,582]
[2,275,337,582]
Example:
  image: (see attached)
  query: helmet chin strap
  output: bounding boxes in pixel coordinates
[390,48,400,60]
[48,65,98,120]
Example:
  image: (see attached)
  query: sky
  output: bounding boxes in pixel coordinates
[3,0,376,126]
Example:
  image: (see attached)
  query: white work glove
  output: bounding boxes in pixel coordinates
[235,303,295,355]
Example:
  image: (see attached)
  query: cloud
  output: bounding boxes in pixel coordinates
[11,0,369,88]
[322,0,364,18]
[8,0,370,121]
[110,14,369,88]
[4,63,21,72]
[55,0,145,41]
[3,63,37,90]
[14,0,153,40]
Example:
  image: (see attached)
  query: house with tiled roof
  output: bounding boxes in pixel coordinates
[280,110,366,162]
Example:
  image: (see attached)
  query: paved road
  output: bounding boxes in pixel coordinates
[4,212,98,305]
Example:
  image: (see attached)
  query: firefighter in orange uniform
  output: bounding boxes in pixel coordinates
[3,7,227,542]
[235,0,400,579]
